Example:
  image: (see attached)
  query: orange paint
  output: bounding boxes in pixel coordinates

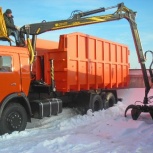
[0,32,130,103]
[0,46,30,102]
[34,32,130,93]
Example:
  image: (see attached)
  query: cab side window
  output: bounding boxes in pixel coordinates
[0,56,12,72]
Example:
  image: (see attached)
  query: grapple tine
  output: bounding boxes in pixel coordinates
[131,107,141,120]
[124,104,136,117]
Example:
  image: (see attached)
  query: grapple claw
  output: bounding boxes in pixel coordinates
[125,104,153,120]
[124,104,136,117]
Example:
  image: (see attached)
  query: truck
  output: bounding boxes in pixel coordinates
[0,3,152,135]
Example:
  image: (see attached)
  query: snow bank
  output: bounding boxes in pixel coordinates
[0,89,153,153]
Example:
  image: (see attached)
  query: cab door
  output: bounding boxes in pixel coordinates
[0,52,21,102]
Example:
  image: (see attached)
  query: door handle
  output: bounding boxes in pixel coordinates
[11,83,16,86]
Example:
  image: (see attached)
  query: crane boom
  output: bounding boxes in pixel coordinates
[21,3,132,35]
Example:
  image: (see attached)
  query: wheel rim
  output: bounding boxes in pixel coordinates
[6,112,22,130]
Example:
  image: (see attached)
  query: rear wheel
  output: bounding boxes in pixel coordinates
[89,94,103,112]
[0,103,27,135]
[104,92,116,109]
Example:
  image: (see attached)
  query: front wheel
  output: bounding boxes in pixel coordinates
[0,103,27,135]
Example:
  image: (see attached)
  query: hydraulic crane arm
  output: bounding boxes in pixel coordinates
[21,3,153,120]
[21,3,135,35]
[21,4,119,34]
[21,3,151,93]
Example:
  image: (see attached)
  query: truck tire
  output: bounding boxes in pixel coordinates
[101,92,106,100]
[0,103,27,135]
[89,94,103,112]
[104,92,116,109]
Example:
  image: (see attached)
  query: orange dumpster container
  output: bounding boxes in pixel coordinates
[36,32,130,93]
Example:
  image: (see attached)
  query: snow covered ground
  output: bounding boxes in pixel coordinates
[0,88,153,153]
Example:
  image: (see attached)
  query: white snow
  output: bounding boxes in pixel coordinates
[0,88,153,153]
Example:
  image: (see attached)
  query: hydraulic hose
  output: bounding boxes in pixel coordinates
[27,38,35,64]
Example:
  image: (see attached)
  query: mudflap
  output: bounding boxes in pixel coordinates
[30,98,62,119]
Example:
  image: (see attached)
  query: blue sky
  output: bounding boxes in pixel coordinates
[1,0,153,68]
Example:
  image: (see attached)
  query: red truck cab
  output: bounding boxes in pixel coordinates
[0,46,32,134]
[0,46,31,100]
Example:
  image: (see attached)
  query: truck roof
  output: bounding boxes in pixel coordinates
[0,45,29,55]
